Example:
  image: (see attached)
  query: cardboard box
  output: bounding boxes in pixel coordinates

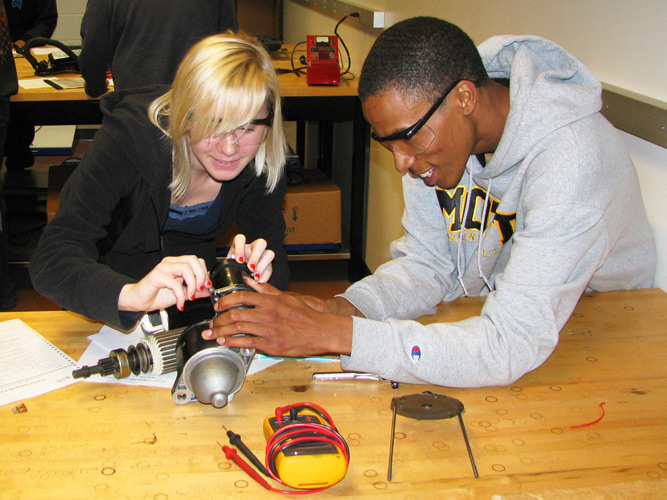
[215,169,341,252]
[284,169,341,247]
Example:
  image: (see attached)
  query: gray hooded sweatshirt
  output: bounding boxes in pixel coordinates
[339,35,656,387]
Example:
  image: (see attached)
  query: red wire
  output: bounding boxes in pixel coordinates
[571,402,607,428]
[266,423,349,485]
[222,444,327,495]
[274,402,337,429]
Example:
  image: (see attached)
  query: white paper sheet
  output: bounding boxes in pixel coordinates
[30,47,60,55]
[18,79,52,89]
[0,319,80,407]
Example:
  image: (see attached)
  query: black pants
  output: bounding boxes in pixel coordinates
[3,103,34,171]
[0,96,17,308]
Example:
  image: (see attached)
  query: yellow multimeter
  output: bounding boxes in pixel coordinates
[262,409,348,489]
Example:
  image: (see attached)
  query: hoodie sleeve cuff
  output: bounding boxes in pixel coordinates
[337,285,387,321]
[339,316,397,374]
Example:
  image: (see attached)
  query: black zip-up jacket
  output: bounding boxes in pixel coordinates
[0,3,18,98]
[3,0,56,44]
[30,86,288,330]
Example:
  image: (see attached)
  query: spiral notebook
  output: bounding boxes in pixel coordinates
[0,319,80,407]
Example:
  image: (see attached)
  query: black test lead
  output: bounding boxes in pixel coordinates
[223,426,270,477]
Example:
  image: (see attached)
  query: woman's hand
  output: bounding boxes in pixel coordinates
[227,234,275,282]
[118,255,211,312]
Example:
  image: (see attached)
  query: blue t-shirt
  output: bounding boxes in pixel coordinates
[163,187,223,234]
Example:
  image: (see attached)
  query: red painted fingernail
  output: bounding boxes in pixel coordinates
[178,304,184,311]
[250,263,256,270]
[255,273,260,280]
[206,280,212,287]
[199,284,204,291]
[238,256,244,263]
[190,294,195,300]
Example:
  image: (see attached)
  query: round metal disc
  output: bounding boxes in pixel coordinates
[392,391,464,420]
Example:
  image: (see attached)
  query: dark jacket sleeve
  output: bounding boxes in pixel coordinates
[19,0,57,42]
[79,0,110,97]
[0,4,18,98]
[29,128,144,330]
[235,171,289,290]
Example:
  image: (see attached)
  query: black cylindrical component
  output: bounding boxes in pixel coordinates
[175,321,221,369]
[209,259,255,312]
[210,258,254,291]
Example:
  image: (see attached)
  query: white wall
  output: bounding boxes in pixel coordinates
[284,0,667,291]
[52,0,86,46]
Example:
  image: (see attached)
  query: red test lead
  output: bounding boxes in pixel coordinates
[220,444,273,491]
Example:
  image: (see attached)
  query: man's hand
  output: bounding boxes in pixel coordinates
[118,255,211,312]
[202,280,354,357]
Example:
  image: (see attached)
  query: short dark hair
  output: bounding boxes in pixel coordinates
[359,17,489,104]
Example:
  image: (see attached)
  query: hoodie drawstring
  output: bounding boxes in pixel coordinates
[457,166,495,295]
[456,169,474,296]
[477,178,494,292]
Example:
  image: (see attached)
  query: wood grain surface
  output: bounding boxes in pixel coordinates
[1,289,666,499]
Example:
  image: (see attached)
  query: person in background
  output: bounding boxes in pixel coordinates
[2,0,56,172]
[204,17,656,387]
[79,0,238,98]
[0,1,18,309]
[3,0,56,50]
[30,33,288,330]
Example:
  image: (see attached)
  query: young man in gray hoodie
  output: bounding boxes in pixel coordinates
[205,17,656,387]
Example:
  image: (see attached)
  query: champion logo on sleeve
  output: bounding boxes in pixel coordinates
[410,345,422,362]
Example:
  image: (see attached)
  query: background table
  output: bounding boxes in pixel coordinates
[1,289,666,499]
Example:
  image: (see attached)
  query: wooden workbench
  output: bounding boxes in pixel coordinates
[11,46,359,101]
[1,289,665,499]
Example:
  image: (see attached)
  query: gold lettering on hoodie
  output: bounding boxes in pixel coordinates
[436,186,516,245]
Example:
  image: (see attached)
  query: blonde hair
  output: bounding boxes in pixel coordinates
[149,33,286,200]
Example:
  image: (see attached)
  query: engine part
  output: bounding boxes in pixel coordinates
[72,259,257,408]
[171,321,254,408]
[209,258,255,311]
[72,327,183,379]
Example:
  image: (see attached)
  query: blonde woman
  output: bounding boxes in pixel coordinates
[30,33,288,330]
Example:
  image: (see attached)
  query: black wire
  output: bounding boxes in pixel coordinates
[287,42,307,77]
[334,14,357,79]
[283,14,357,80]
[286,404,334,427]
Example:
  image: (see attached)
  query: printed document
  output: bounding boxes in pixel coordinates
[0,319,79,407]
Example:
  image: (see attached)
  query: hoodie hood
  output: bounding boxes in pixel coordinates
[476,35,602,180]
[453,36,605,295]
